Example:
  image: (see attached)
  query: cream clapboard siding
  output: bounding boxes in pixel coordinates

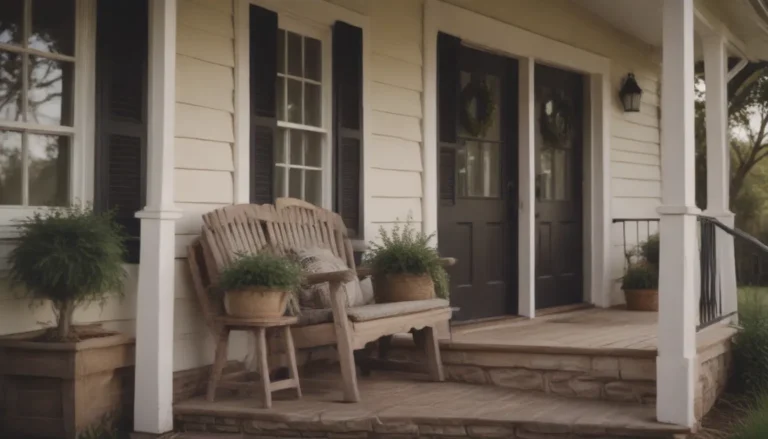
[172,0,249,372]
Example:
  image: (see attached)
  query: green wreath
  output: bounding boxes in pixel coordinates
[460,80,496,138]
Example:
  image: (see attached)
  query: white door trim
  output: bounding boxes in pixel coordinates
[422,0,613,317]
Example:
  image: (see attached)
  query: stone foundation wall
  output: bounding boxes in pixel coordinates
[174,414,687,439]
[388,346,657,404]
[695,337,733,420]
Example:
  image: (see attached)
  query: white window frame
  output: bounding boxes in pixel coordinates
[234,0,370,238]
[274,15,333,208]
[0,0,95,224]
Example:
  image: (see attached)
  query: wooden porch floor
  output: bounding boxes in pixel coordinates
[174,371,689,438]
[444,308,734,357]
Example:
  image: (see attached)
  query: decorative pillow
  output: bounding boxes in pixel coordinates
[294,247,365,309]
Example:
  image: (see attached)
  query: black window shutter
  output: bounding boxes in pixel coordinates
[333,21,363,237]
[95,0,149,263]
[249,5,278,204]
[437,32,461,205]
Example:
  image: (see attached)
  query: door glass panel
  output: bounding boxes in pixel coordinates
[539,148,553,200]
[458,71,473,138]
[457,140,500,198]
[482,75,501,142]
[554,149,568,200]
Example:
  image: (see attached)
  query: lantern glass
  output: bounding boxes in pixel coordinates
[619,73,643,112]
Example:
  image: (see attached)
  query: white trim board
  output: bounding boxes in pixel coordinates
[234,0,371,240]
[422,0,613,316]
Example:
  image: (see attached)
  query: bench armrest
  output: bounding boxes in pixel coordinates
[303,269,356,285]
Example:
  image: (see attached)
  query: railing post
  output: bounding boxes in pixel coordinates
[657,0,698,427]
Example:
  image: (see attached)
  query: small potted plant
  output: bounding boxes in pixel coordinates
[0,205,133,439]
[621,261,659,311]
[363,223,449,302]
[217,253,302,319]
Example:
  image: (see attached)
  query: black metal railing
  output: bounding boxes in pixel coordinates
[613,217,745,330]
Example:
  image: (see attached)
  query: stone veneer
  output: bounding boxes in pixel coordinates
[695,335,733,420]
[387,346,658,405]
[174,414,688,439]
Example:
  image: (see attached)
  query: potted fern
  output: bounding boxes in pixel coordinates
[0,205,134,439]
[622,234,660,311]
[217,253,302,318]
[363,223,450,302]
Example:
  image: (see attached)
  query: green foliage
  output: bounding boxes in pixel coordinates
[733,289,768,397]
[621,262,658,290]
[731,392,768,439]
[639,233,660,267]
[217,252,302,293]
[363,222,450,299]
[8,204,126,339]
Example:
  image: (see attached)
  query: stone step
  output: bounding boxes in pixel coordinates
[387,338,658,405]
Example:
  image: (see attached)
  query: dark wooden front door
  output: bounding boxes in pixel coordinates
[437,35,518,321]
[534,64,584,309]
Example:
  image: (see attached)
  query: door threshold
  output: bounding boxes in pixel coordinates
[450,315,525,335]
[536,302,593,317]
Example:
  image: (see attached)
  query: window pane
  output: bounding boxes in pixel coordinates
[274,128,286,163]
[28,56,74,126]
[277,30,285,74]
[289,168,302,199]
[30,0,76,55]
[0,51,23,122]
[29,134,69,206]
[276,76,285,121]
[305,37,321,81]
[305,170,321,206]
[287,78,302,123]
[305,132,322,167]
[483,142,500,197]
[0,0,23,46]
[289,130,302,165]
[287,31,302,77]
[274,165,286,197]
[304,83,321,127]
[539,148,553,200]
[0,130,22,205]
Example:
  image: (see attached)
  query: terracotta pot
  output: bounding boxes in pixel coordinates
[624,289,658,312]
[224,288,290,319]
[0,332,135,439]
[374,273,435,303]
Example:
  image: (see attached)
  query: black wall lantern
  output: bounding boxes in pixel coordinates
[619,73,643,112]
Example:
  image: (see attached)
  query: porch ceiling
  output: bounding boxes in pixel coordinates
[573,0,663,47]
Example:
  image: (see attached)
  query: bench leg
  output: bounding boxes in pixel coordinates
[423,326,445,382]
[255,327,272,408]
[207,327,231,402]
[283,326,302,398]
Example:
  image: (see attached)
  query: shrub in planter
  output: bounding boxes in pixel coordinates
[217,252,302,319]
[363,223,449,302]
[621,261,658,311]
[8,204,127,341]
[0,205,134,439]
[640,233,660,267]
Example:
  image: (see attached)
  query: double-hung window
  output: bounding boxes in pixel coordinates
[0,0,75,207]
[274,21,330,207]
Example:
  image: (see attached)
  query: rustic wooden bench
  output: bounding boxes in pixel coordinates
[187,198,454,402]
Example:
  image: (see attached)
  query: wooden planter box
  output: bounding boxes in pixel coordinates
[0,331,135,439]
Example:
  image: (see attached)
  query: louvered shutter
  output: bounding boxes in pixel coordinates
[95,0,148,263]
[438,32,461,206]
[249,5,278,204]
[333,21,363,237]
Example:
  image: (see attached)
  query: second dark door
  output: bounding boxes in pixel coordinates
[534,64,584,309]
[438,37,518,321]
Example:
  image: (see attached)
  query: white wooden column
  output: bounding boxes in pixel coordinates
[133,0,182,434]
[703,35,739,318]
[518,57,536,318]
[656,0,698,428]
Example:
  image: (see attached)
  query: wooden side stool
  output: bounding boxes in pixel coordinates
[206,316,301,408]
